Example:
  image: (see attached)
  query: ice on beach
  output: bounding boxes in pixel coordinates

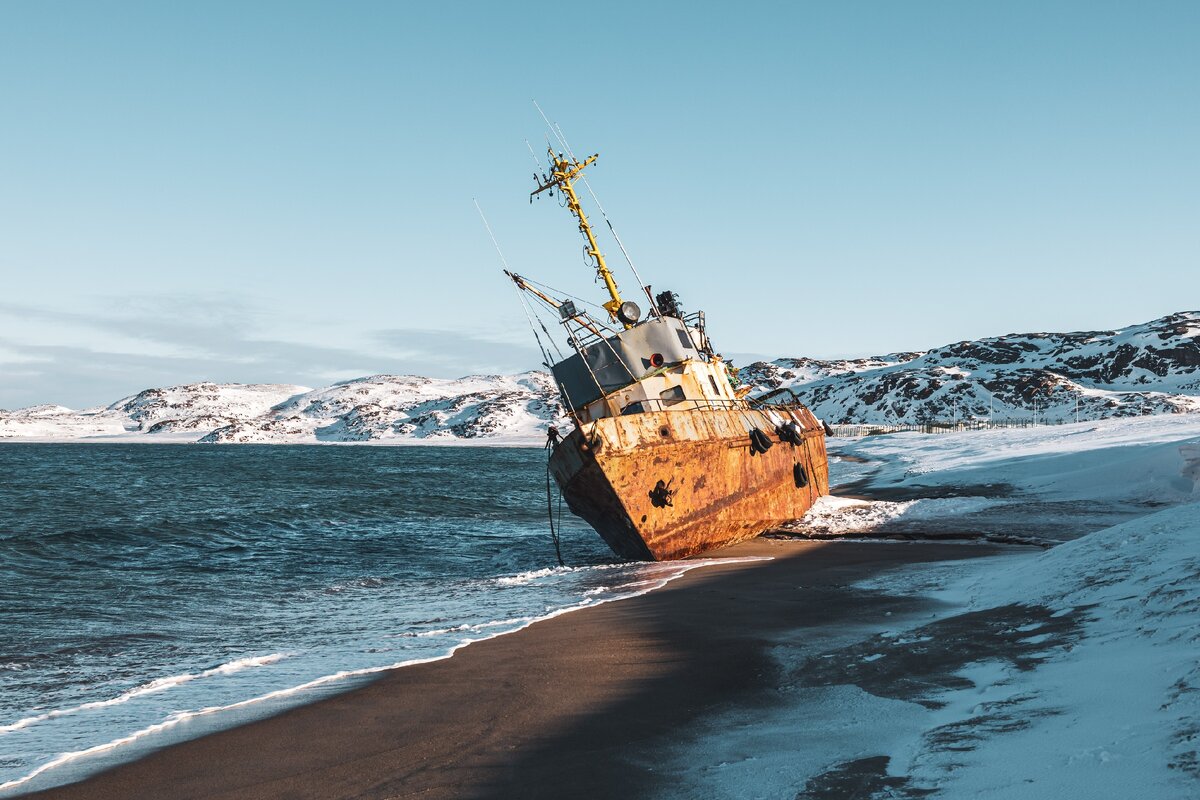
[888,501,1200,798]
[663,415,1200,799]
[804,415,1200,545]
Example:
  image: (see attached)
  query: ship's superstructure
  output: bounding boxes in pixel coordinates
[507,144,829,561]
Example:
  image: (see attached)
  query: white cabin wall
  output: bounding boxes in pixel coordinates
[578,356,744,423]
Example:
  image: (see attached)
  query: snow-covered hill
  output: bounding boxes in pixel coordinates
[0,383,309,441]
[199,372,563,444]
[2,311,1197,444]
[743,311,1200,424]
[109,382,311,433]
[0,375,565,445]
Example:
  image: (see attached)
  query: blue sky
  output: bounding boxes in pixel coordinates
[1,1,1197,408]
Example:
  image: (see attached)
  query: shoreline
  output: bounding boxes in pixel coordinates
[20,537,1019,800]
[0,436,548,447]
[0,556,767,796]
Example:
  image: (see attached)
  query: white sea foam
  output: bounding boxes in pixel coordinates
[0,555,770,796]
[0,653,289,735]
[494,567,561,586]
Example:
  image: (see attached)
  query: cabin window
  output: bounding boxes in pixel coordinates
[708,375,721,396]
[621,401,646,415]
[676,330,693,349]
[659,385,686,407]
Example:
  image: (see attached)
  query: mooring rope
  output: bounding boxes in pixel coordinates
[545,431,565,567]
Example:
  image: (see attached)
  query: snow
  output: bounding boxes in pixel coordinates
[744,310,1200,425]
[1,309,1196,445]
[0,375,566,446]
[199,372,564,444]
[786,415,1200,543]
[889,502,1200,798]
[0,383,309,442]
[663,415,1200,798]
[836,414,1200,497]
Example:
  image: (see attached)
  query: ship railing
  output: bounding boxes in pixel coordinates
[747,387,802,408]
[573,326,611,349]
[613,395,806,416]
[611,396,741,415]
[828,418,1080,438]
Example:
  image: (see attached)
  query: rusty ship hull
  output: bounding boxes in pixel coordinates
[549,404,830,561]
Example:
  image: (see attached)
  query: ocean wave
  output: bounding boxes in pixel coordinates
[490,558,738,587]
[0,653,289,735]
[0,650,468,795]
[0,555,772,795]
[324,576,388,593]
[493,566,562,586]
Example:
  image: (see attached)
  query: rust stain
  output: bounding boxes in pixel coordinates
[549,405,831,561]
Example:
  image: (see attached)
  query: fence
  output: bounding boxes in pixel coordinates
[828,418,1072,438]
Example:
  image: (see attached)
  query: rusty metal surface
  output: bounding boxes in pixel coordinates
[549,405,830,561]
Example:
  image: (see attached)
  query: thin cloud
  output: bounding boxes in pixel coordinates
[0,298,546,409]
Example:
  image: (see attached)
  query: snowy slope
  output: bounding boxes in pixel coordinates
[744,311,1200,424]
[798,414,1200,543]
[0,405,128,439]
[833,417,1200,798]
[667,416,1200,798]
[108,382,310,433]
[199,372,565,444]
[0,383,308,441]
[885,501,1200,798]
[0,374,564,446]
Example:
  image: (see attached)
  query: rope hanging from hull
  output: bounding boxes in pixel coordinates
[545,426,565,567]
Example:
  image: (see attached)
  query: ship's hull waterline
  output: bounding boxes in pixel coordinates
[549,405,830,561]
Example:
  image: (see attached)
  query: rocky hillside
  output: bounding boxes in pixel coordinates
[2,312,1197,443]
[742,311,1200,424]
[0,375,564,444]
[0,383,308,440]
[109,383,311,433]
[199,373,563,444]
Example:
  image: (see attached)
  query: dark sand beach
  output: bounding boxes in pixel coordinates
[26,538,1015,800]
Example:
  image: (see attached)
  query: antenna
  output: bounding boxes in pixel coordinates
[525,139,543,171]
[529,145,628,325]
[532,101,660,317]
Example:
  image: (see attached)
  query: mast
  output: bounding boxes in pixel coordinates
[530,148,629,328]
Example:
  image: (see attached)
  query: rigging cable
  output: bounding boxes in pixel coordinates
[475,199,560,365]
[515,287,556,367]
[520,275,610,315]
[478,197,567,567]
[527,290,566,362]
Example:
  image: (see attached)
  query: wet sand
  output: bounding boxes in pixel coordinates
[26,538,1013,800]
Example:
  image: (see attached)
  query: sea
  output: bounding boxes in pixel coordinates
[0,443,736,794]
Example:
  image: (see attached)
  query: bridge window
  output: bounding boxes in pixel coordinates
[659,385,686,407]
